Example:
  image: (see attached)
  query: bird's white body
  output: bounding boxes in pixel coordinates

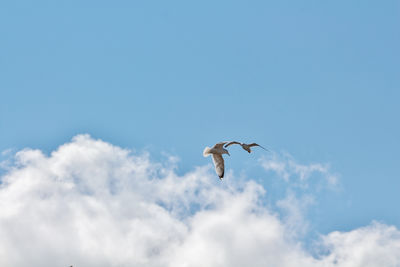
[203,142,230,179]
[240,143,252,153]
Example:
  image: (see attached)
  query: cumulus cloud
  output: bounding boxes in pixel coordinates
[0,135,399,267]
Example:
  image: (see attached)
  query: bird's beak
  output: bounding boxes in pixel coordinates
[227,152,230,156]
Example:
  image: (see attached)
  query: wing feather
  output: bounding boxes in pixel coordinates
[213,142,228,149]
[248,143,268,151]
[224,141,241,147]
[212,154,225,179]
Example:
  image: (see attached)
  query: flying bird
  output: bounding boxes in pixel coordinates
[224,141,268,153]
[203,142,230,179]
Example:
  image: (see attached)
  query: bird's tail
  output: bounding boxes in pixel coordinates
[203,147,212,157]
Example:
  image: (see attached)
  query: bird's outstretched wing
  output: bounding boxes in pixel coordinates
[224,141,242,147]
[212,154,225,179]
[248,143,269,151]
[213,142,228,149]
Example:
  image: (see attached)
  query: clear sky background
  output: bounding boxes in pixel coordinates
[1,1,400,264]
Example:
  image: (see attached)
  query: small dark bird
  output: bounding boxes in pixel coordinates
[224,141,269,153]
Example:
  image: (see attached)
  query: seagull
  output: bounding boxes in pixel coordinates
[224,141,269,153]
[203,142,230,179]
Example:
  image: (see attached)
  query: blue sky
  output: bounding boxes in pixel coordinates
[1,1,400,262]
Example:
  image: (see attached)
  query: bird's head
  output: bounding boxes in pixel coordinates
[223,149,230,156]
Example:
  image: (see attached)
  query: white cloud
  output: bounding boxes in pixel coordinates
[319,222,400,266]
[276,191,315,237]
[260,152,339,187]
[0,135,399,267]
